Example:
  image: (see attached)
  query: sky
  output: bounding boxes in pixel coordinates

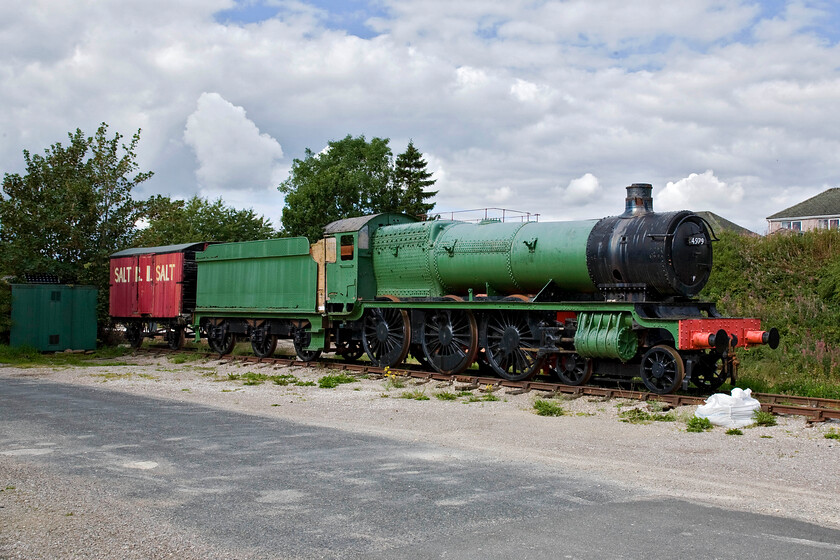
[2,1,839,234]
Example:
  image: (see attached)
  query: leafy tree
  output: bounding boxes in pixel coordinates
[393,140,437,218]
[279,135,394,241]
[278,135,437,241]
[135,195,275,246]
[0,123,152,326]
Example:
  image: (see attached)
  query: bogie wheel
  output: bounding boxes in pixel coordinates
[362,307,411,367]
[293,328,322,362]
[640,345,685,394]
[251,330,277,358]
[691,353,727,393]
[125,322,144,349]
[551,353,593,386]
[208,323,236,355]
[482,311,545,381]
[421,309,479,375]
[166,326,185,350]
[336,339,364,362]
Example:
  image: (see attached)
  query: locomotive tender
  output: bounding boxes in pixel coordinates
[110,184,778,394]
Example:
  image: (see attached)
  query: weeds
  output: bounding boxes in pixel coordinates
[465,393,500,403]
[91,371,132,381]
[618,408,676,424]
[170,353,204,364]
[824,429,840,440]
[726,428,744,436]
[751,410,778,427]
[686,416,713,432]
[382,373,406,390]
[0,344,133,368]
[533,399,566,416]
[318,372,358,388]
[400,390,430,401]
[435,391,459,401]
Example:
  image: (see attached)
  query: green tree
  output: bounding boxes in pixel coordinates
[136,195,275,246]
[393,140,437,218]
[279,134,395,241]
[278,135,438,242]
[0,123,152,326]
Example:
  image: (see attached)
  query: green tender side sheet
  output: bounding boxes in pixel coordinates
[195,238,316,311]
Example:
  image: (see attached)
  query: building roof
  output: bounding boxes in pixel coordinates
[695,211,757,236]
[767,188,840,220]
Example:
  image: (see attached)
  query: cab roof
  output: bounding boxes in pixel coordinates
[323,213,417,235]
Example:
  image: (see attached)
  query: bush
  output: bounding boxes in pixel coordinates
[700,230,840,398]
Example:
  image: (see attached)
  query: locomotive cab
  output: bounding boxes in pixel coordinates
[322,214,418,314]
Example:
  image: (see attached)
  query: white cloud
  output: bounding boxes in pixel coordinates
[658,170,744,213]
[488,186,514,204]
[183,92,284,192]
[559,173,601,203]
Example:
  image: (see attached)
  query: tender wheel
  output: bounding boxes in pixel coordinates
[482,311,545,381]
[166,326,185,350]
[208,323,235,355]
[336,339,364,362]
[691,353,727,393]
[640,345,685,394]
[251,330,277,358]
[293,328,322,362]
[125,322,144,348]
[421,309,478,375]
[552,353,593,386]
[362,307,411,367]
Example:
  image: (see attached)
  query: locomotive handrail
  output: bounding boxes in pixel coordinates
[644,214,719,242]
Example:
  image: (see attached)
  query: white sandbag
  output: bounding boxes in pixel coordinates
[694,388,761,428]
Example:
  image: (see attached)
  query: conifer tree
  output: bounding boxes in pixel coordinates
[393,140,437,218]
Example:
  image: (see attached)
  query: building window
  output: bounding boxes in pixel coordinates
[831,219,840,230]
[791,221,802,231]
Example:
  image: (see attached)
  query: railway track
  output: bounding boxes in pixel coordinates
[138,346,840,423]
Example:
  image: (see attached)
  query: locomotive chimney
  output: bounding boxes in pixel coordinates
[623,183,654,216]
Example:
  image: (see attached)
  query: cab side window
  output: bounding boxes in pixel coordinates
[340,235,354,261]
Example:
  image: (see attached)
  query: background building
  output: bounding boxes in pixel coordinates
[767,188,840,233]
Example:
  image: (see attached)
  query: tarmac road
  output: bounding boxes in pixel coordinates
[2,377,840,559]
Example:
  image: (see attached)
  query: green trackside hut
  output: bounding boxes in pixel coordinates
[10,284,98,351]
